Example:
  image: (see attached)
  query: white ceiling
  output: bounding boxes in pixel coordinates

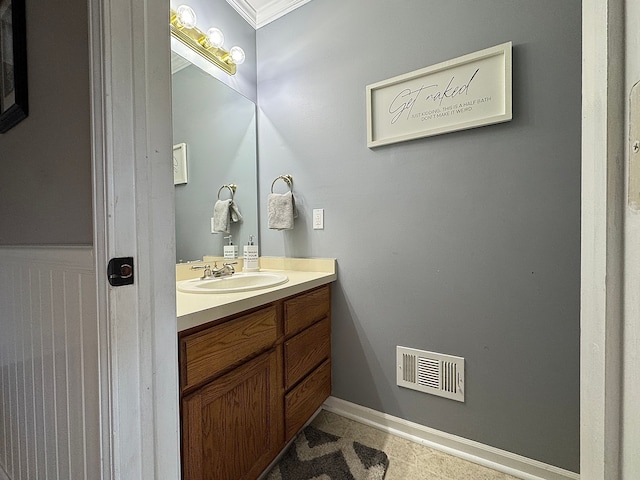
[227,0,313,29]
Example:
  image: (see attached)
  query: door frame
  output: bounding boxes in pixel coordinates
[581,0,625,478]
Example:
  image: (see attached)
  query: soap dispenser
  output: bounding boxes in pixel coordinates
[243,235,259,272]
[223,235,238,260]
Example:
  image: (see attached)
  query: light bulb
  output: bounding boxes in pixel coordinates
[206,27,224,49]
[175,5,197,29]
[229,46,245,65]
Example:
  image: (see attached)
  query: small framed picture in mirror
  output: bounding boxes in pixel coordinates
[173,143,188,185]
[0,0,28,134]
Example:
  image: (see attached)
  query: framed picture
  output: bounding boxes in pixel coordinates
[173,143,188,185]
[366,42,512,147]
[0,0,28,134]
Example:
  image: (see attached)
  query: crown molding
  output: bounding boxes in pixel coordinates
[227,0,312,29]
[226,0,257,29]
[255,0,313,28]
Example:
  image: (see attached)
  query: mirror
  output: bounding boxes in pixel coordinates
[172,51,258,263]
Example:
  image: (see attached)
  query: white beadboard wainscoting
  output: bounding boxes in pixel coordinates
[0,247,100,480]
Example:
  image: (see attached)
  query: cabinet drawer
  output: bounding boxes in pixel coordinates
[181,305,278,391]
[284,359,331,441]
[284,285,330,337]
[284,317,330,390]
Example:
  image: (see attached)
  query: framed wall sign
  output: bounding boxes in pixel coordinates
[0,0,28,134]
[366,42,512,148]
[173,143,188,185]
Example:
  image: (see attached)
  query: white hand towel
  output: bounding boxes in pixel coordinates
[268,191,295,230]
[213,199,243,233]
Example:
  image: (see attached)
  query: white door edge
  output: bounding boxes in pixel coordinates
[88,0,181,478]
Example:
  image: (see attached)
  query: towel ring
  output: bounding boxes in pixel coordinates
[217,184,236,200]
[271,175,293,193]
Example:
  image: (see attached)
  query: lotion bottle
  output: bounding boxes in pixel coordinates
[243,235,259,271]
[223,235,238,260]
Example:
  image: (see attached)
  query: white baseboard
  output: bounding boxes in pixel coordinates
[323,397,579,480]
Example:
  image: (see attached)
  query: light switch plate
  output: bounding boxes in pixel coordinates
[313,209,324,230]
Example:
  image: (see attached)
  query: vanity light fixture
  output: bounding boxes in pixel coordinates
[175,4,197,29]
[229,46,246,65]
[170,5,245,75]
[205,27,225,49]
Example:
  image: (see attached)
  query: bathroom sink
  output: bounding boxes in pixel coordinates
[177,272,288,294]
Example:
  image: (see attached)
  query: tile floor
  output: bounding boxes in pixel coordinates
[310,410,521,480]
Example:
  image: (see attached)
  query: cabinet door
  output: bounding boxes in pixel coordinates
[182,348,283,480]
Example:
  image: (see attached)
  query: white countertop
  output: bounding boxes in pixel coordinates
[176,257,336,332]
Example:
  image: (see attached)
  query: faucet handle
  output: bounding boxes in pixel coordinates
[190,264,213,279]
[190,264,210,271]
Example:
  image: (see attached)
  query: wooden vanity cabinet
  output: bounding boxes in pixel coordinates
[178,284,332,480]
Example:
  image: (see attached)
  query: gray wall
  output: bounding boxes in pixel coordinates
[172,65,258,262]
[0,1,92,245]
[257,0,581,472]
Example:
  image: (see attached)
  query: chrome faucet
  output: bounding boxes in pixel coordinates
[190,262,236,279]
[211,261,236,278]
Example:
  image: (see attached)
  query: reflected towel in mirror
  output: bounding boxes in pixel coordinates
[213,199,242,233]
[268,191,296,230]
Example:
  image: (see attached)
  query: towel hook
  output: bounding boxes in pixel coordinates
[270,175,293,193]
[217,184,236,201]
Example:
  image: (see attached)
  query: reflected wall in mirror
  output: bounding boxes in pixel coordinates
[172,51,258,263]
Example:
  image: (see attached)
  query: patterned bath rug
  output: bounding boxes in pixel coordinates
[267,425,389,480]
